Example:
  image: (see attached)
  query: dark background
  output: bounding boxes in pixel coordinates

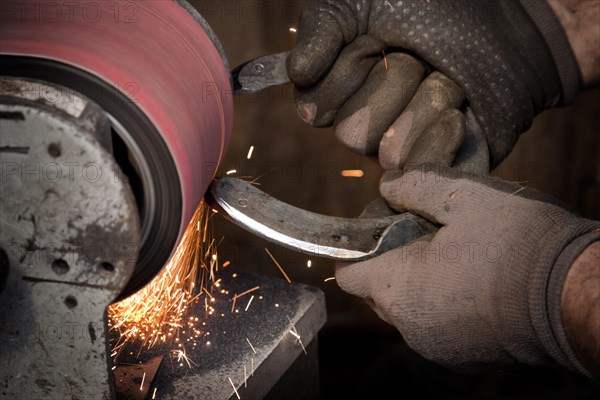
[193,1,599,398]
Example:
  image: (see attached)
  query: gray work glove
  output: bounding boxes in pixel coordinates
[287,0,580,168]
[336,165,600,374]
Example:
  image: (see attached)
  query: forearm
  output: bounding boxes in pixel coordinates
[561,240,600,378]
[547,0,600,86]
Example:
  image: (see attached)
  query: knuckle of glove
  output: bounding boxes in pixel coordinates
[287,0,367,88]
[334,53,425,155]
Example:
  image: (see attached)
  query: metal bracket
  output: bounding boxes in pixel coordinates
[0,78,140,400]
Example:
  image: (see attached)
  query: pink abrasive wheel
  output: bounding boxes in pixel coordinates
[1,0,234,297]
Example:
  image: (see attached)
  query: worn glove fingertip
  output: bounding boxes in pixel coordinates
[287,30,345,87]
[287,49,328,87]
[335,105,374,155]
[295,100,318,125]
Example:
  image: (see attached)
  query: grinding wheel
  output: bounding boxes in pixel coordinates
[1,0,233,297]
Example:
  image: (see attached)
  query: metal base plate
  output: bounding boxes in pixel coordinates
[112,272,326,400]
[0,78,140,400]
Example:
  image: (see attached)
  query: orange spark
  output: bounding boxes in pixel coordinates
[265,248,291,283]
[341,169,364,178]
[231,295,237,313]
[236,285,260,299]
[108,200,217,354]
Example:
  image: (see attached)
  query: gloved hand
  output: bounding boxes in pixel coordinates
[287,0,580,168]
[336,165,600,374]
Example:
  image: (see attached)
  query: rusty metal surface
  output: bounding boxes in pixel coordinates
[0,78,140,399]
[112,271,326,400]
